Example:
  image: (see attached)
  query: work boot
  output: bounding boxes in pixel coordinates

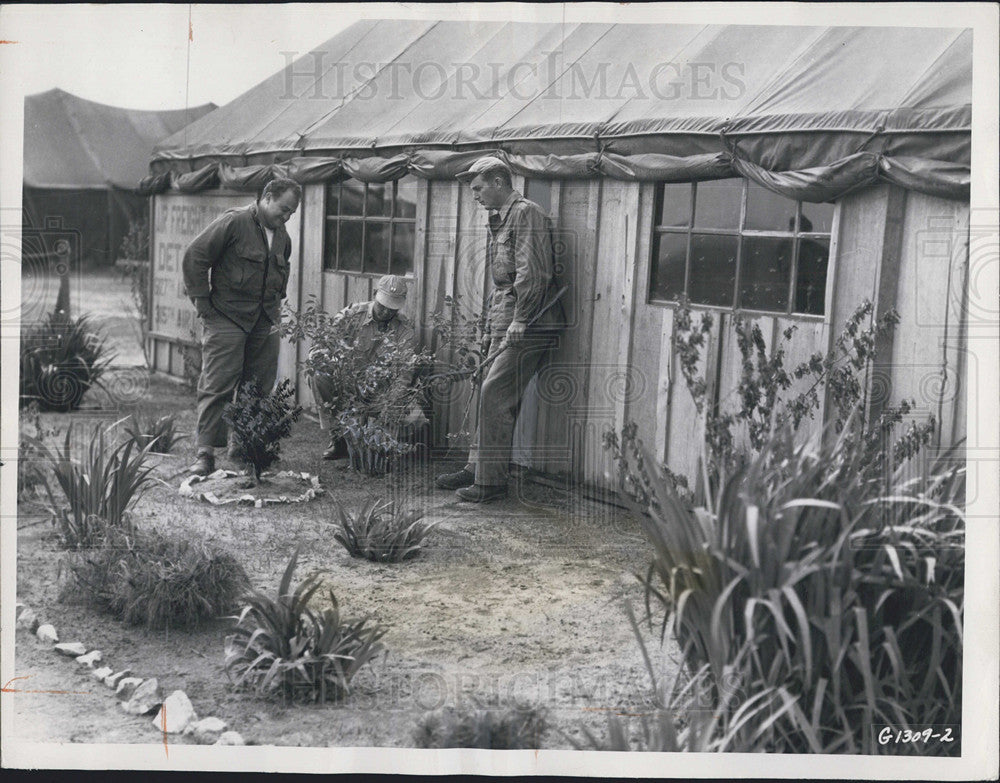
[322,438,349,460]
[435,467,475,490]
[189,452,216,477]
[455,484,507,503]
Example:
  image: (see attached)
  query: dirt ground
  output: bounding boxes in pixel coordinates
[12,372,681,750]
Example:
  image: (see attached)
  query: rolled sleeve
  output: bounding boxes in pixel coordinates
[511,206,553,325]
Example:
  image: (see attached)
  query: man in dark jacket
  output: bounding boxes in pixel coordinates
[182,177,301,476]
[436,156,565,502]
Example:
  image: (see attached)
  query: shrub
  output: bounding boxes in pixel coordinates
[20,310,115,412]
[66,525,249,629]
[414,703,547,749]
[332,498,437,563]
[34,421,157,549]
[224,548,387,703]
[123,411,184,454]
[223,379,302,484]
[603,421,964,754]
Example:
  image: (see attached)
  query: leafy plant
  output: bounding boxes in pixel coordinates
[123,411,184,454]
[223,379,302,484]
[65,525,249,629]
[117,216,149,262]
[414,702,547,749]
[224,547,387,703]
[33,420,157,549]
[20,310,115,412]
[332,497,438,563]
[603,419,964,754]
[17,402,61,500]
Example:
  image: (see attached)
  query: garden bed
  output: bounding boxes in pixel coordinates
[13,373,676,748]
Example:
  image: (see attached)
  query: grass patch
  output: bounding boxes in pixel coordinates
[414,703,547,749]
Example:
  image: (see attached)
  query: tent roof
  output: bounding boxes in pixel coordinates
[24,88,215,190]
[152,21,970,168]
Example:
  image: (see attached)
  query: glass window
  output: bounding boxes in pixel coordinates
[649,180,834,316]
[324,176,418,274]
[523,178,553,215]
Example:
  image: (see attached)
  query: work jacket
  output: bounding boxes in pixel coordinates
[485,191,566,338]
[182,203,292,332]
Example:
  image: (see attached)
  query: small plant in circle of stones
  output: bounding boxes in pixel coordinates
[223,378,302,485]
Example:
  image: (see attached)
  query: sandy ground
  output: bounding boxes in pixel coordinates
[11,373,681,750]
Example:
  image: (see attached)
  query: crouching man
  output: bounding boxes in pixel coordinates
[310,274,420,459]
[435,156,565,502]
[182,177,302,476]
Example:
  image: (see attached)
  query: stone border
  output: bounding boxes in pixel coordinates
[14,602,245,746]
[178,469,324,507]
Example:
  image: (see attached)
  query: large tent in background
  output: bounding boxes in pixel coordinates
[142,21,972,493]
[22,88,215,268]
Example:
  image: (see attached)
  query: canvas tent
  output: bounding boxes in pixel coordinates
[23,88,215,268]
[143,21,971,491]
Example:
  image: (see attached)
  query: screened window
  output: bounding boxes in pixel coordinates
[324,176,417,275]
[649,179,834,315]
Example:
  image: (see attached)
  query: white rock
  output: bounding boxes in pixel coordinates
[187,717,228,745]
[16,607,38,632]
[121,678,162,715]
[35,624,58,643]
[115,677,144,700]
[76,650,103,668]
[54,642,86,656]
[91,666,113,681]
[214,731,245,746]
[104,670,132,689]
[151,690,197,734]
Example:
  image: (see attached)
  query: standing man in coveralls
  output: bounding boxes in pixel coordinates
[436,156,565,502]
[182,177,302,476]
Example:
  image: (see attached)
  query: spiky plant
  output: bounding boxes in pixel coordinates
[414,702,547,749]
[34,420,157,549]
[332,497,438,563]
[123,411,184,454]
[224,547,387,703]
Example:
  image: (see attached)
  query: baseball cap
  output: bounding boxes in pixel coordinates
[457,155,512,182]
[375,275,408,310]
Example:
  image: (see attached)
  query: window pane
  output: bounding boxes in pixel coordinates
[395,176,418,219]
[658,183,692,228]
[739,236,793,312]
[366,182,392,217]
[337,220,363,271]
[795,237,830,315]
[325,183,341,217]
[363,222,389,274]
[340,180,365,216]
[391,223,415,275]
[799,201,834,233]
[524,179,553,215]
[323,221,338,270]
[649,232,687,301]
[745,181,797,232]
[688,234,738,306]
[694,179,742,229]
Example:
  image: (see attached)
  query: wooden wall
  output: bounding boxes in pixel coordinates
[153,179,970,491]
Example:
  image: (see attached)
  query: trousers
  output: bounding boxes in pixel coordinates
[464,333,556,486]
[195,310,280,451]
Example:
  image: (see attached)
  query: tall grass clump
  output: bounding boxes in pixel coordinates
[225,548,387,703]
[332,498,438,562]
[123,411,184,454]
[65,526,249,629]
[20,309,115,412]
[414,702,547,749]
[33,420,157,549]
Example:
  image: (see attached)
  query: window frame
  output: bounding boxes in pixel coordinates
[322,178,418,276]
[647,179,837,320]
